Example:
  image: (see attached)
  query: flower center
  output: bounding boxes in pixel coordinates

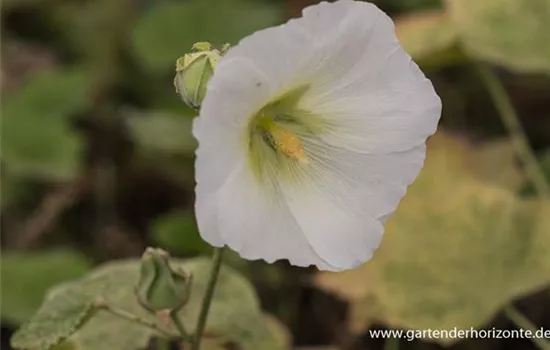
[269,124,308,163]
[245,85,323,185]
[255,111,308,164]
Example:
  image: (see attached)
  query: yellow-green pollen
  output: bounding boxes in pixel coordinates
[255,111,308,164]
[245,85,327,184]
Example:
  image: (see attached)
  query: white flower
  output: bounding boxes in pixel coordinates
[192,0,441,271]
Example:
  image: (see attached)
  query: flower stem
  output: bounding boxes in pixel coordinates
[95,301,174,338]
[170,311,191,341]
[475,62,549,197]
[504,305,550,350]
[191,247,225,350]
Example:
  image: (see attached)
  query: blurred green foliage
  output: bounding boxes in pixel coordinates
[316,134,550,345]
[151,211,212,255]
[448,0,550,74]
[125,111,197,155]
[1,68,92,180]
[2,0,550,349]
[394,10,465,69]
[132,0,282,73]
[1,250,92,324]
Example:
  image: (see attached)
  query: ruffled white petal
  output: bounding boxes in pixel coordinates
[297,2,440,154]
[216,0,440,154]
[273,136,426,270]
[299,135,427,220]
[194,0,441,270]
[213,163,336,270]
[280,184,383,270]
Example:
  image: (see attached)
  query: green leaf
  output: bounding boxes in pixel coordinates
[132,0,282,73]
[182,259,275,348]
[10,287,95,350]
[1,68,93,180]
[1,250,92,324]
[315,133,550,344]
[447,0,550,73]
[63,313,153,350]
[60,261,155,350]
[152,211,212,255]
[13,257,289,350]
[2,69,92,121]
[1,116,83,180]
[125,111,197,155]
[395,9,465,68]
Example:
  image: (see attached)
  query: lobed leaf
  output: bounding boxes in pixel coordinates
[315,132,550,345]
[10,287,94,350]
[447,0,550,73]
[12,257,288,350]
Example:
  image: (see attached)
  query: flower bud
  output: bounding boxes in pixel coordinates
[135,247,193,313]
[174,42,228,109]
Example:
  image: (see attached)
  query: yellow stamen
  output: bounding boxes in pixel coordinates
[268,124,308,164]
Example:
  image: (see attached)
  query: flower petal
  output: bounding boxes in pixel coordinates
[280,175,385,271]
[295,1,441,154]
[194,56,274,193]
[216,0,440,154]
[194,0,441,270]
[200,163,337,270]
[275,135,425,269]
[201,57,272,128]
[299,134,427,220]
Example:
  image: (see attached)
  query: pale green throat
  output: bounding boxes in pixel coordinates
[245,85,326,184]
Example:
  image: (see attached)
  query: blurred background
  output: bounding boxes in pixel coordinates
[1,0,550,349]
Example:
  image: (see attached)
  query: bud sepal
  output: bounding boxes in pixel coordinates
[135,247,193,314]
[174,42,229,109]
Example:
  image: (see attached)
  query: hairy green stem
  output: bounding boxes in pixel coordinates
[476,62,549,197]
[96,302,174,338]
[504,305,550,350]
[170,311,191,341]
[191,247,225,350]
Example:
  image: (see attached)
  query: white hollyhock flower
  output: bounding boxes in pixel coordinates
[193,0,441,271]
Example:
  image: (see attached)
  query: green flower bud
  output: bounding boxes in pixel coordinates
[174,42,228,109]
[135,247,192,313]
